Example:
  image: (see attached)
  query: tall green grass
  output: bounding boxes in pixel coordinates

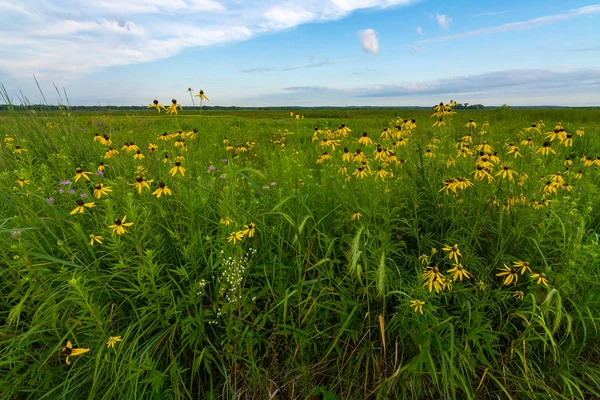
[1,95,600,399]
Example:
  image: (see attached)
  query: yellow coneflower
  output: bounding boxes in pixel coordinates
[409,299,425,314]
[495,164,516,181]
[133,150,145,160]
[166,99,182,115]
[152,182,172,198]
[227,231,245,244]
[129,176,153,194]
[475,141,493,153]
[439,179,458,195]
[169,161,186,177]
[220,217,233,226]
[433,118,445,127]
[186,128,199,139]
[512,291,524,300]
[373,146,386,161]
[16,178,30,187]
[424,149,435,158]
[530,272,549,286]
[521,137,534,149]
[352,149,367,163]
[575,170,583,180]
[93,184,112,199]
[148,143,158,152]
[471,166,494,183]
[104,148,119,159]
[99,135,112,146]
[108,216,134,235]
[375,167,389,180]
[121,142,137,152]
[74,167,91,182]
[353,167,368,179]
[13,145,27,154]
[97,162,106,171]
[147,99,166,113]
[351,211,362,220]
[536,141,555,156]
[464,119,476,129]
[576,128,584,137]
[242,222,256,238]
[442,244,461,263]
[316,152,332,164]
[447,264,470,281]
[61,340,91,365]
[358,131,373,146]
[496,264,519,286]
[422,266,445,293]
[195,90,209,102]
[158,132,171,141]
[560,133,573,147]
[89,234,103,246]
[106,336,122,349]
[70,199,95,215]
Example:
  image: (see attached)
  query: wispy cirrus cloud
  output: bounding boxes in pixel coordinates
[418,5,600,45]
[0,0,415,82]
[280,68,600,98]
[467,11,507,18]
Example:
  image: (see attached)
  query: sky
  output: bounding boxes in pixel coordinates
[0,0,599,107]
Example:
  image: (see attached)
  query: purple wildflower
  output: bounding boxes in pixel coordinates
[69,189,76,194]
[60,180,71,186]
[270,182,277,186]
[58,189,64,194]
[208,165,215,172]
[80,193,88,198]
[95,170,104,176]
[221,159,228,164]
[46,197,54,203]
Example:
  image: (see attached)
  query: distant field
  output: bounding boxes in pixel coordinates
[1,105,600,399]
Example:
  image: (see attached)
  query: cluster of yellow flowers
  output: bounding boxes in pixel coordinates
[60,336,122,365]
[412,245,550,315]
[147,90,209,115]
[312,118,418,182]
[226,222,256,244]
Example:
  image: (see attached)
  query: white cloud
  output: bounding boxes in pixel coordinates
[416,26,424,35]
[436,13,452,29]
[264,6,314,28]
[358,29,379,55]
[0,0,414,82]
[419,5,600,45]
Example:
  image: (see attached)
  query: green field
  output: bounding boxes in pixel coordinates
[1,104,600,399]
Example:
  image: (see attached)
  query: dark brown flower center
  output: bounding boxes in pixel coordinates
[135,176,143,182]
[153,99,158,105]
[95,184,101,190]
[76,167,82,173]
[76,199,84,206]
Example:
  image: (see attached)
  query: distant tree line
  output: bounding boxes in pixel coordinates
[454,103,485,110]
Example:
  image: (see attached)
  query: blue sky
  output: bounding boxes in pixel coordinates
[0,0,599,106]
